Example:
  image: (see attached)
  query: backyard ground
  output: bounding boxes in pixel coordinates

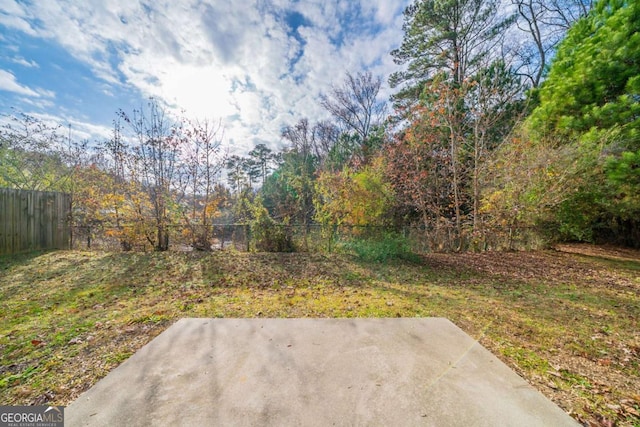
[0,244,639,426]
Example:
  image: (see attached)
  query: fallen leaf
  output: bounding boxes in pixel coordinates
[622,405,639,417]
[547,370,563,379]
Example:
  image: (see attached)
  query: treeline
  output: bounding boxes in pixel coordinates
[1,0,638,251]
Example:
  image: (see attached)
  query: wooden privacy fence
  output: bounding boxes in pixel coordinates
[0,188,71,255]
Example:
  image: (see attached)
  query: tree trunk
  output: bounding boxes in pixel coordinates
[450,128,462,250]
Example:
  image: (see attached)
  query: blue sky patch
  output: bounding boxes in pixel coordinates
[0,1,409,151]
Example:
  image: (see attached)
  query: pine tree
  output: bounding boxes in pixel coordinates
[389,0,514,110]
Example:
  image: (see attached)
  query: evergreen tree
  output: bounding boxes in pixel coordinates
[525,0,640,245]
[529,0,640,144]
[389,0,514,110]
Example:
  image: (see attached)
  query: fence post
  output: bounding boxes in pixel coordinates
[245,224,251,252]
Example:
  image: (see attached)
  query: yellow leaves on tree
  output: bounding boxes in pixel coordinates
[314,156,393,227]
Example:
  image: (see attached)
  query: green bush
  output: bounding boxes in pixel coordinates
[340,232,419,263]
[249,200,295,252]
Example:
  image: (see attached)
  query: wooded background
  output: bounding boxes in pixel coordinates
[1,0,638,253]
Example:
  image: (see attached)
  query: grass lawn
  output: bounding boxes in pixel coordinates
[1,244,639,426]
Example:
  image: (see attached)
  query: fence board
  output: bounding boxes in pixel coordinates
[0,188,71,255]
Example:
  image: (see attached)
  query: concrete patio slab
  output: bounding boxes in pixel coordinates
[66,318,578,426]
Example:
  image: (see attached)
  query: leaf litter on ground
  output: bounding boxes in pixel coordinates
[0,244,638,426]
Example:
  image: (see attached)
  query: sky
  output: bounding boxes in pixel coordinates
[0,0,411,154]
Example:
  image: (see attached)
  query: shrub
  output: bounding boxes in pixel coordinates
[340,232,419,263]
[249,200,295,252]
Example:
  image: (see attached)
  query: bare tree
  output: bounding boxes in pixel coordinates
[320,71,386,159]
[0,111,84,191]
[183,118,225,249]
[509,0,593,87]
[119,99,187,251]
[102,118,127,182]
[467,60,524,231]
[311,120,340,163]
[97,118,133,249]
[282,118,316,158]
[540,0,593,29]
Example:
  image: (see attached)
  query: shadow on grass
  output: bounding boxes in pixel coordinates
[575,253,640,272]
[1,250,56,269]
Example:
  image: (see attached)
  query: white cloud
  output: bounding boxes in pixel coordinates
[365,0,407,26]
[1,0,411,153]
[0,14,36,36]
[0,69,37,96]
[0,0,36,36]
[17,96,55,110]
[0,0,26,15]
[66,119,113,142]
[0,69,54,98]
[10,56,39,68]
